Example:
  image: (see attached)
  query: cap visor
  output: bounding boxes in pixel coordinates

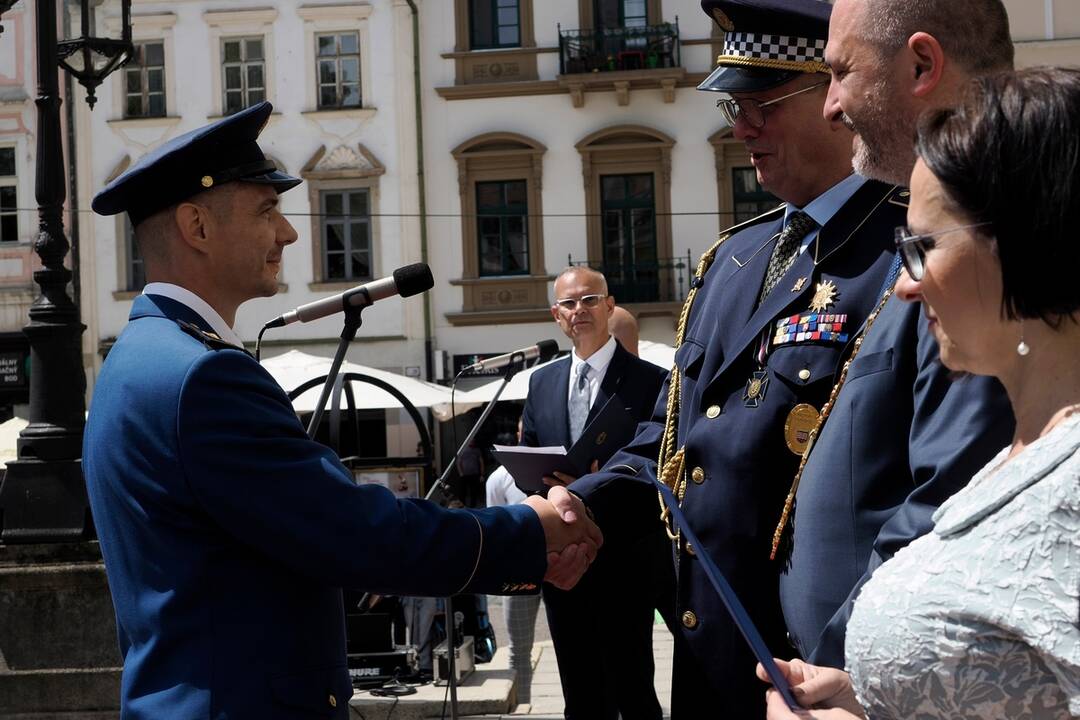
[244,170,302,194]
[697,64,801,93]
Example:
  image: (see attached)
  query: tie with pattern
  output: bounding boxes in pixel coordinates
[568,363,591,444]
[757,210,817,307]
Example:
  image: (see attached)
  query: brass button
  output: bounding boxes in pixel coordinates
[681,610,698,629]
[706,404,721,419]
[798,368,811,382]
[691,466,705,484]
[684,541,696,557]
[200,175,214,188]
[329,694,337,708]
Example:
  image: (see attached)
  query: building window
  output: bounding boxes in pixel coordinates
[321,189,371,282]
[600,173,657,302]
[476,180,529,276]
[123,218,146,292]
[732,167,778,224]
[593,0,648,29]
[124,41,166,118]
[0,147,17,243]
[316,32,361,109]
[470,0,520,49]
[222,37,266,116]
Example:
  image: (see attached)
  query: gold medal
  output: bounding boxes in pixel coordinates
[784,403,820,455]
[808,280,839,312]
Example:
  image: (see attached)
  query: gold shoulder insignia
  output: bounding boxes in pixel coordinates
[887,187,910,209]
[176,320,244,354]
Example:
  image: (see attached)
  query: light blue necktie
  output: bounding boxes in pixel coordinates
[568,363,591,444]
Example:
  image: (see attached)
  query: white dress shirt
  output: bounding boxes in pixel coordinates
[566,334,617,412]
[142,282,246,349]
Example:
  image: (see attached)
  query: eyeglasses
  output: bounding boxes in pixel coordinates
[554,294,606,311]
[893,223,992,280]
[716,80,830,129]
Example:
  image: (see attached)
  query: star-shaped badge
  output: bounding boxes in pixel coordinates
[808,280,839,312]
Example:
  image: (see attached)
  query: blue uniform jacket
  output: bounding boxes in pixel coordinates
[521,339,667,457]
[780,294,1014,665]
[573,180,909,715]
[83,294,546,720]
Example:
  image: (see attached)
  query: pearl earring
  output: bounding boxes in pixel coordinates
[1017,321,1030,356]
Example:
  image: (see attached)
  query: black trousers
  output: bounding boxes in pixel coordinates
[543,527,674,720]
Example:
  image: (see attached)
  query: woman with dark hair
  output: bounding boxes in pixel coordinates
[761,67,1080,720]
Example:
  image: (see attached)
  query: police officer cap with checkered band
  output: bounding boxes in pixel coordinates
[92,101,301,226]
[698,0,832,94]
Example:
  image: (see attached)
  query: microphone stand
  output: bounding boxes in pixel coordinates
[306,291,370,439]
[426,352,527,720]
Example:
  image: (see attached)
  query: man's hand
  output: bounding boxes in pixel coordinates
[756,659,866,720]
[524,486,603,590]
[542,460,600,488]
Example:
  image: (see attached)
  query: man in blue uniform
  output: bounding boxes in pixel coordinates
[780,0,1016,667]
[572,2,905,715]
[521,266,669,719]
[83,102,602,720]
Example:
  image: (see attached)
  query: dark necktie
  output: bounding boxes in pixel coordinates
[757,210,816,307]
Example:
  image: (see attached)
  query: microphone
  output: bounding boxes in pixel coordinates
[264,263,434,329]
[464,339,560,373]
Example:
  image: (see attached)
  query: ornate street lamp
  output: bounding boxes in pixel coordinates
[0,0,132,542]
[58,0,133,110]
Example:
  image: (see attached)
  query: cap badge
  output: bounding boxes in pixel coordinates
[200,175,214,188]
[711,8,735,32]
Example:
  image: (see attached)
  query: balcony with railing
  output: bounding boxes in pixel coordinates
[556,20,686,107]
[567,251,694,308]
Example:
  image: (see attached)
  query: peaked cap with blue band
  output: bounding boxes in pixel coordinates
[698,0,832,93]
[92,101,301,226]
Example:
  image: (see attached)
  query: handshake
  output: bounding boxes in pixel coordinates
[523,486,604,590]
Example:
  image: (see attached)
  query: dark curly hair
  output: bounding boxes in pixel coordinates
[915,67,1080,326]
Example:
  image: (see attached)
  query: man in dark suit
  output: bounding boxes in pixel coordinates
[779,0,1016,667]
[521,267,668,720]
[82,102,601,720]
[569,2,1013,717]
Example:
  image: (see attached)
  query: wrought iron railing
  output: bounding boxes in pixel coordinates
[567,251,694,304]
[558,20,681,75]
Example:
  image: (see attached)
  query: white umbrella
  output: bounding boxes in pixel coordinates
[260,350,478,421]
[456,340,675,405]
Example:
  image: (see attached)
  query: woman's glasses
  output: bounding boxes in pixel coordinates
[893,223,992,280]
[716,80,830,129]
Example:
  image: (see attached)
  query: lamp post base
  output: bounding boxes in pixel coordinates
[0,542,121,717]
[0,460,90,543]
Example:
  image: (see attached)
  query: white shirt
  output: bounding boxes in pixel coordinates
[566,334,617,411]
[142,282,246,349]
[485,465,527,507]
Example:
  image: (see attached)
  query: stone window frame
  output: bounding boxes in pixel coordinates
[297,3,375,120]
[446,132,551,326]
[575,124,676,308]
[469,0,523,50]
[204,7,278,119]
[447,0,539,86]
[301,144,385,291]
[708,127,780,233]
[107,13,177,123]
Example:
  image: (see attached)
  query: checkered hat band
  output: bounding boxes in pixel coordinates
[723,32,826,64]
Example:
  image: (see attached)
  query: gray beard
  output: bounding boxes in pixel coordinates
[852,133,916,186]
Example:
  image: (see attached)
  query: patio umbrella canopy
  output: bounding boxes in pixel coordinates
[260,350,478,421]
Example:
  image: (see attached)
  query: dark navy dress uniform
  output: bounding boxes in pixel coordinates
[521,339,670,720]
[83,103,547,719]
[575,177,910,717]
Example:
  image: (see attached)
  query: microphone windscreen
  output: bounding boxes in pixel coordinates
[537,339,560,363]
[394,263,435,297]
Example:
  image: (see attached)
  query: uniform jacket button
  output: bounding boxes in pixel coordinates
[681,610,698,629]
[684,541,696,557]
[706,405,721,419]
[329,694,338,708]
[691,466,705,484]
[798,368,811,381]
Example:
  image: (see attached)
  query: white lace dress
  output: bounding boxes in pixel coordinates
[845,414,1080,719]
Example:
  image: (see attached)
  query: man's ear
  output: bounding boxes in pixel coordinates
[907,32,945,98]
[551,304,561,323]
[173,202,214,256]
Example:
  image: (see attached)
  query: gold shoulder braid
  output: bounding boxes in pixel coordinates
[657,232,731,542]
[769,286,896,560]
